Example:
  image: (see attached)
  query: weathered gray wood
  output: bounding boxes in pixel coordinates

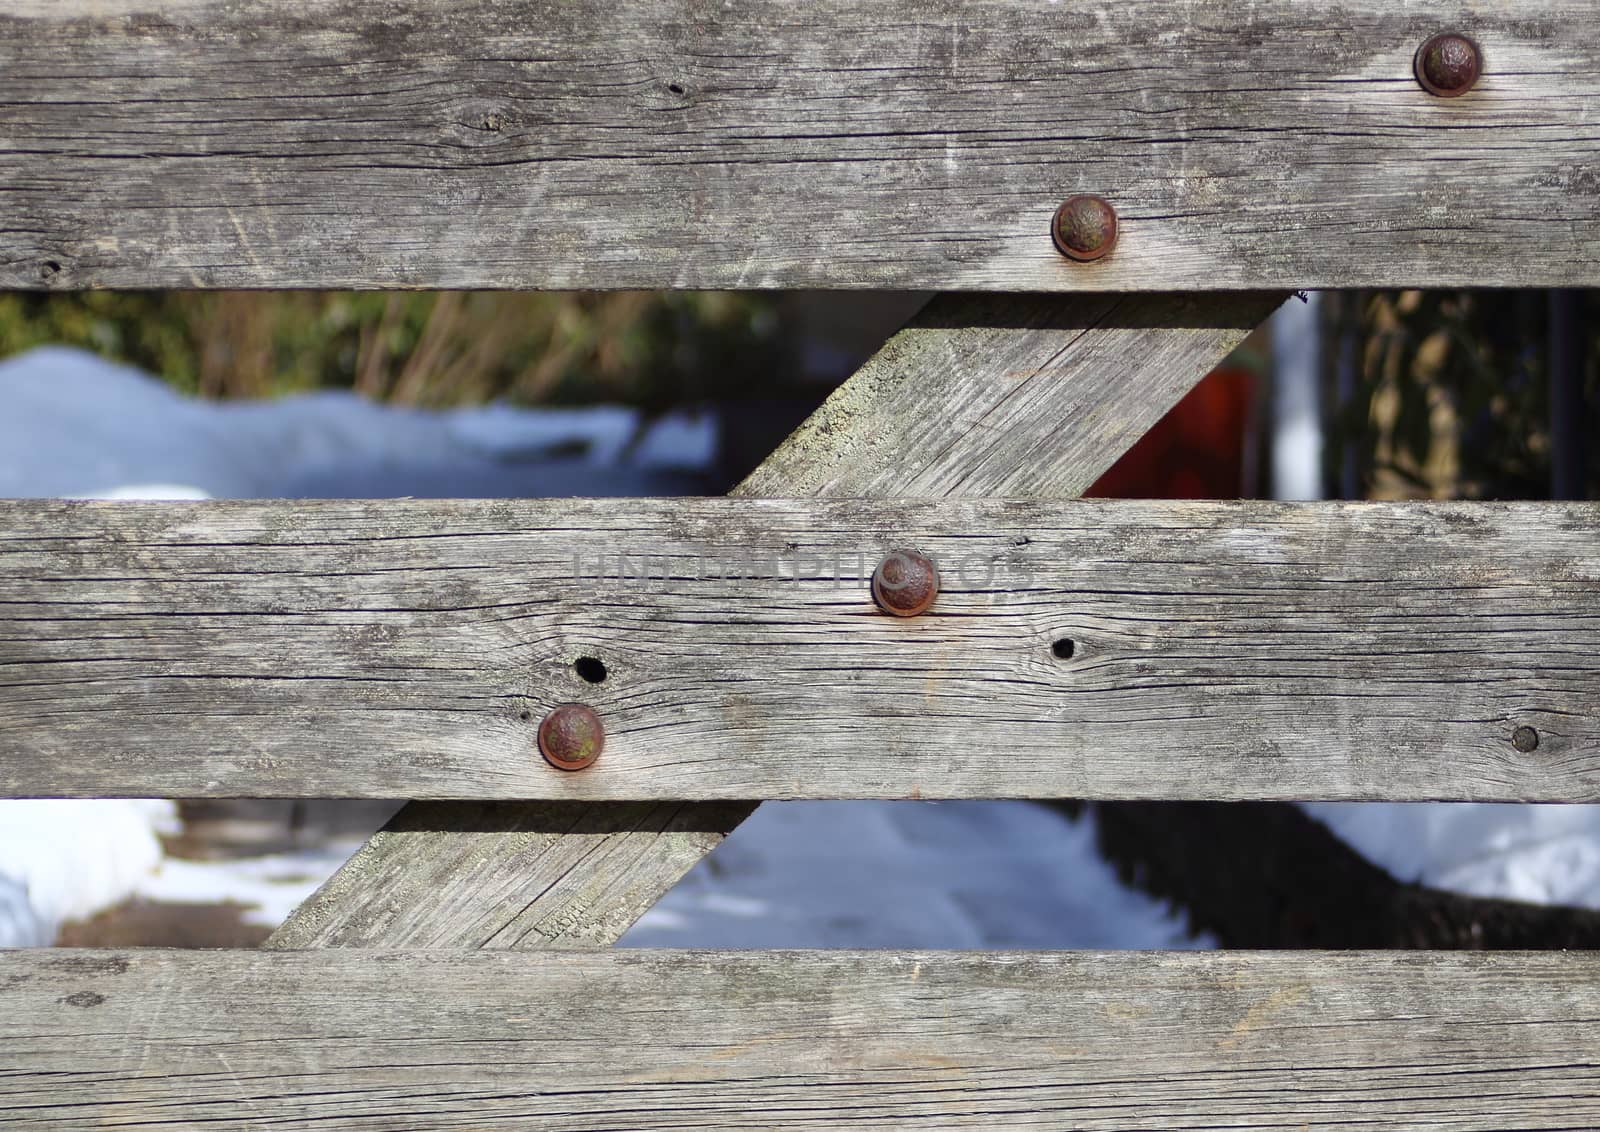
[272,799,759,948]
[738,293,1281,500]
[2,2,1596,291]
[271,291,1275,949]
[5,948,1599,1129]
[6,496,1598,802]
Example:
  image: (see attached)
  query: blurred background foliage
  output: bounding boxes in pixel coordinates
[0,290,784,412]
[1330,290,1597,501]
[0,287,1591,501]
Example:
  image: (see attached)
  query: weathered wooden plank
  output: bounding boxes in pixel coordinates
[272,291,1279,949]
[2,2,1596,291]
[6,496,1598,802]
[736,293,1282,500]
[272,798,761,948]
[4,948,1599,1129]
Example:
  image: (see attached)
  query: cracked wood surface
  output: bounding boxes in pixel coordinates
[2,3,1597,290]
[264,291,1276,947]
[6,495,1599,803]
[4,948,1600,1129]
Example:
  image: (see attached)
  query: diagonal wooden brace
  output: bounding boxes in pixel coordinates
[268,291,1283,949]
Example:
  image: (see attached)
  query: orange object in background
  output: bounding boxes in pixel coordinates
[1086,366,1258,500]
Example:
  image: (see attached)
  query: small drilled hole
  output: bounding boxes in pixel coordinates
[667,82,685,95]
[574,656,608,684]
[519,710,531,721]
[1052,638,1075,660]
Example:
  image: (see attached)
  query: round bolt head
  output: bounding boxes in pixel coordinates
[1052,195,1118,262]
[1511,725,1540,753]
[872,549,939,618]
[1415,33,1481,98]
[538,703,604,771]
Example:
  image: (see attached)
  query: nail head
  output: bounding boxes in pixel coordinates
[1052,194,1118,262]
[538,702,605,770]
[872,549,939,618]
[1415,33,1481,98]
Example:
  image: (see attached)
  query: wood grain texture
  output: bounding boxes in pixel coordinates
[270,799,758,948]
[738,292,1282,500]
[6,497,1599,803]
[271,292,1275,948]
[1,2,1597,291]
[5,948,1600,1129]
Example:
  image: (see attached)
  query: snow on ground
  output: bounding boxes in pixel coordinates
[1307,803,1600,910]
[0,346,716,500]
[2,344,1599,947]
[0,799,177,944]
[0,874,45,947]
[620,801,1207,949]
[136,840,376,930]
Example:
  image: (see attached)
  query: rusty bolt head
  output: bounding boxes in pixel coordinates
[1052,195,1118,262]
[872,549,939,618]
[538,703,604,771]
[1415,33,1481,98]
[1511,725,1540,753]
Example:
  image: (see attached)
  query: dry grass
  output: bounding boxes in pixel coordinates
[0,290,779,408]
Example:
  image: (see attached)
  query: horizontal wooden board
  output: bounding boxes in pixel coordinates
[3,497,1599,802]
[2,2,1598,290]
[4,948,1599,1129]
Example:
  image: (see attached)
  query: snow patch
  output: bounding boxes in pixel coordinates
[0,800,177,939]
[620,801,1208,949]
[0,873,46,947]
[0,346,716,500]
[135,841,373,929]
[1305,802,1600,911]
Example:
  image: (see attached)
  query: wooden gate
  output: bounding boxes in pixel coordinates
[3,2,1598,1126]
